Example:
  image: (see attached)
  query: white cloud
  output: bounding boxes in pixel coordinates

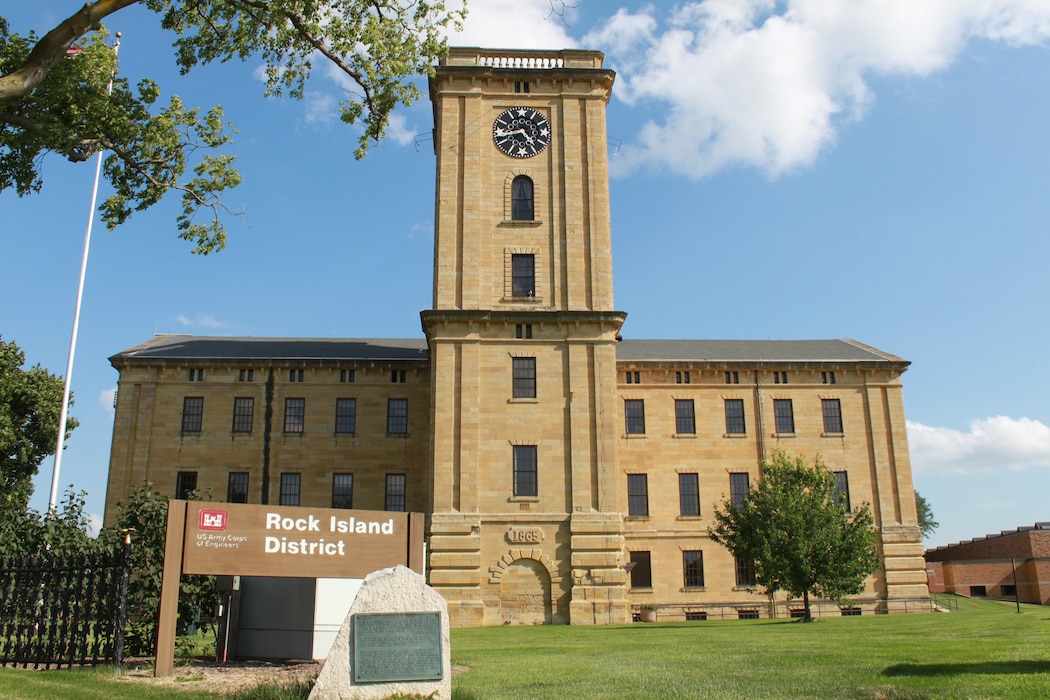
[584,0,1050,178]
[86,512,103,538]
[452,0,578,49]
[907,416,1050,476]
[175,314,229,329]
[98,387,116,414]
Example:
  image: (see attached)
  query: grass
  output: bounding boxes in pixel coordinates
[448,596,1050,699]
[1,597,1046,699]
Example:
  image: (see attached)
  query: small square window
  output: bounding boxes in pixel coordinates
[626,371,640,384]
[289,369,304,382]
[822,371,837,384]
[515,324,533,339]
[340,369,355,383]
[238,369,254,382]
[391,370,406,383]
[773,371,788,384]
[725,371,739,384]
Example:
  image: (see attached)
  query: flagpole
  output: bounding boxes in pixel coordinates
[48,32,121,511]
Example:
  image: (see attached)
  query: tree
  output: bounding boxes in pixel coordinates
[0,1,465,253]
[0,487,103,559]
[710,450,881,621]
[0,336,77,511]
[915,491,938,540]
[102,481,217,655]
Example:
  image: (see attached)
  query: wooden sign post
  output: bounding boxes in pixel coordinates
[155,501,425,677]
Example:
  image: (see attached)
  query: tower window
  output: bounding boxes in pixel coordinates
[514,81,530,93]
[512,254,535,297]
[511,175,534,221]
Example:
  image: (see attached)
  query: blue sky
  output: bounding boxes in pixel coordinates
[3,0,1049,550]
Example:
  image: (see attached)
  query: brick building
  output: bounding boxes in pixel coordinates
[925,523,1050,605]
[104,48,930,625]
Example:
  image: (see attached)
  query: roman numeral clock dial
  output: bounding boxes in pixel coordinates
[493,107,551,158]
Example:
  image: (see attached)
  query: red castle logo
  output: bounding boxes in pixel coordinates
[199,509,228,531]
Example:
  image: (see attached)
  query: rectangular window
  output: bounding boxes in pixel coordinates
[279,473,301,506]
[387,398,408,434]
[175,471,197,500]
[385,474,406,512]
[626,371,640,384]
[822,398,843,433]
[515,324,533,339]
[725,371,739,384]
[232,397,254,433]
[969,585,987,597]
[627,473,649,516]
[735,557,757,587]
[513,445,538,497]
[340,369,355,383]
[675,399,696,434]
[332,473,353,509]
[513,357,537,398]
[833,470,851,512]
[730,472,750,507]
[391,370,406,383]
[773,371,788,384]
[181,397,203,433]
[629,551,652,588]
[738,609,760,620]
[284,398,305,433]
[686,611,708,621]
[289,369,304,382]
[774,399,795,434]
[335,398,357,434]
[683,550,705,588]
[511,253,535,297]
[238,369,254,382]
[822,371,836,384]
[188,369,204,382]
[676,371,691,384]
[227,472,249,504]
[624,399,646,434]
[724,399,746,434]
[1001,584,1017,596]
[679,473,701,516]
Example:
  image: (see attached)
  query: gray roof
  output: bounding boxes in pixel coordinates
[615,339,907,364]
[112,335,905,366]
[112,335,429,362]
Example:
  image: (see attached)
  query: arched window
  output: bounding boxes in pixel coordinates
[511,175,534,221]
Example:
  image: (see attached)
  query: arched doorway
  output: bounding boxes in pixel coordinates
[499,558,552,625]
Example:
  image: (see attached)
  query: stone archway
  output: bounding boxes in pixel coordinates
[498,558,552,625]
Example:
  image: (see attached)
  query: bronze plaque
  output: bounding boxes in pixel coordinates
[353,612,443,683]
[181,502,413,578]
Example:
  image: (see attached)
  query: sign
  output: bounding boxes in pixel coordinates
[353,612,443,683]
[181,502,414,578]
[155,501,424,678]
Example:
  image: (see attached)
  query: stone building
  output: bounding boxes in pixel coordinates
[926,523,1050,605]
[104,48,929,625]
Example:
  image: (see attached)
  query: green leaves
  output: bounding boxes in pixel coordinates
[710,450,881,619]
[2,0,464,251]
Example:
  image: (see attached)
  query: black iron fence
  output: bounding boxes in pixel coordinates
[0,545,130,669]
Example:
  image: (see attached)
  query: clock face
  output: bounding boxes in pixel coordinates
[493,107,551,158]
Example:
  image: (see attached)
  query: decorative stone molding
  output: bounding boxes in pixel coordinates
[489,549,562,585]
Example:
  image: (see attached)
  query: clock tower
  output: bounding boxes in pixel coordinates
[421,49,630,625]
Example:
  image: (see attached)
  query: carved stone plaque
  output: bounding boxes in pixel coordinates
[506,526,544,544]
[353,612,442,683]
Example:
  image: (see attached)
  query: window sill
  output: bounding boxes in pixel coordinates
[180,431,202,436]
[624,515,650,521]
[682,586,707,592]
[334,432,357,437]
[508,496,540,503]
[822,432,845,438]
[723,433,748,438]
[622,433,647,439]
[733,586,759,593]
[231,431,253,436]
[500,220,543,228]
[673,433,697,439]
[502,296,545,304]
[773,432,796,438]
[509,397,539,404]
[386,432,410,438]
[283,432,304,437]
[676,515,703,521]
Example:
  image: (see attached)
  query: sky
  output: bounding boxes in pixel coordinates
[3,0,1049,550]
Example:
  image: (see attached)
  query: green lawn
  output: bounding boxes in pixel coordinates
[449,597,1050,699]
[1,597,1046,699]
